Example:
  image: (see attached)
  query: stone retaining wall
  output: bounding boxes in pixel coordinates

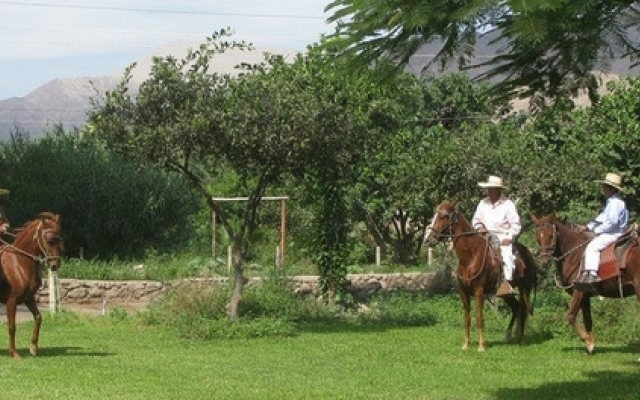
[37,270,452,305]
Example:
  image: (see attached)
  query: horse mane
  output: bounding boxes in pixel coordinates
[13,212,58,237]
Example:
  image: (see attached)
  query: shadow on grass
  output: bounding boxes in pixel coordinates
[479,331,555,349]
[560,343,640,356]
[493,369,640,400]
[35,346,115,358]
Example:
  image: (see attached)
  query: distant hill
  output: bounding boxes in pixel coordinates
[0,44,297,140]
[1,35,639,140]
[0,77,121,139]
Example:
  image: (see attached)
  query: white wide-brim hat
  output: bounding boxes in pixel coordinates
[596,172,624,192]
[478,175,507,189]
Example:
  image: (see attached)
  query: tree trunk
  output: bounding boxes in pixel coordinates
[226,244,245,321]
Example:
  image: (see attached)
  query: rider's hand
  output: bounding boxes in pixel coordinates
[501,238,512,245]
[577,225,588,233]
[0,223,9,234]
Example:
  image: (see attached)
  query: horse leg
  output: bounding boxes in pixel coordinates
[516,289,530,345]
[24,297,42,356]
[475,288,486,352]
[581,297,595,354]
[631,279,640,361]
[460,290,471,350]
[502,296,518,343]
[5,297,20,359]
[566,292,595,354]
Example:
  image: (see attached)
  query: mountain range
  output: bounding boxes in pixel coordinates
[0,44,296,140]
[1,37,639,140]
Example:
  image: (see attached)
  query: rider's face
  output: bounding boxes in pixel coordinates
[601,184,615,197]
[487,187,502,202]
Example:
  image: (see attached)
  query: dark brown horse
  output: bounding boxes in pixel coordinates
[426,200,537,351]
[0,212,62,359]
[532,213,640,355]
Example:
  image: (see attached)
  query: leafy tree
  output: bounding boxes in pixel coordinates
[87,31,396,316]
[351,72,510,264]
[324,0,640,106]
[87,31,285,320]
[580,76,640,215]
[0,128,198,258]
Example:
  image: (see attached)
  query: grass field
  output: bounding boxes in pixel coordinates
[2,299,640,400]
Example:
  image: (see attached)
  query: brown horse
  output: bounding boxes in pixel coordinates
[426,200,537,351]
[0,212,62,359]
[532,213,640,355]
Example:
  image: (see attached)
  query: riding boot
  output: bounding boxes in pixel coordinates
[496,281,515,298]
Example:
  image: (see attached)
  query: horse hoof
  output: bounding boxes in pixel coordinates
[477,346,486,352]
[30,348,37,357]
[586,343,595,355]
[462,344,469,351]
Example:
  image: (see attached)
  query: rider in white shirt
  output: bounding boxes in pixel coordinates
[472,175,521,297]
[576,172,629,284]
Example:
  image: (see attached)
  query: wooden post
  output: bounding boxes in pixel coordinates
[48,268,58,314]
[210,196,288,264]
[375,246,381,266]
[279,199,286,266]
[211,211,216,258]
[227,246,232,273]
[428,247,433,266]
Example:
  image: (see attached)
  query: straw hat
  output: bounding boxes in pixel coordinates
[478,175,507,189]
[597,172,624,192]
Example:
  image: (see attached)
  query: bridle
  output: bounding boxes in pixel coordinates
[429,208,460,243]
[535,220,591,290]
[429,207,485,244]
[0,220,62,266]
[535,222,558,261]
[429,206,493,282]
[33,221,62,266]
[535,222,589,263]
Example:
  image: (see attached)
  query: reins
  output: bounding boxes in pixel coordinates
[535,222,590,290]
[430,209,491,283]
[0,222,61,265]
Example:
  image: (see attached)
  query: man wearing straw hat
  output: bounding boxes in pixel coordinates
[575,172,629,285]
[472,175,521,297]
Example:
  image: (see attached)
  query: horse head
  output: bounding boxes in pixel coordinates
[36,212,62,270]
[426,200,461,246]
[14,212,63,271]
[532,213,557,265]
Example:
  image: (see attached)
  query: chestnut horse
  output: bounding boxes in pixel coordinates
[532,213,640,355]
[426,200,537,351]
[0,212,62,359]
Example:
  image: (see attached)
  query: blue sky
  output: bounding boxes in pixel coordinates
[0,0,337,99]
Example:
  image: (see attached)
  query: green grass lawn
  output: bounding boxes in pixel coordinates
[2,309,640,400]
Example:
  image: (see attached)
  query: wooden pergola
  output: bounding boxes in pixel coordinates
[211,196,289,265]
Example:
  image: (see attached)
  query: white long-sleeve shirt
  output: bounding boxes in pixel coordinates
[587,193,629,235]
[472,196,521,240]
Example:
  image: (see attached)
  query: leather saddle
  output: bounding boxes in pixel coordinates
[485,233,526,278]
[597,229,639,281]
